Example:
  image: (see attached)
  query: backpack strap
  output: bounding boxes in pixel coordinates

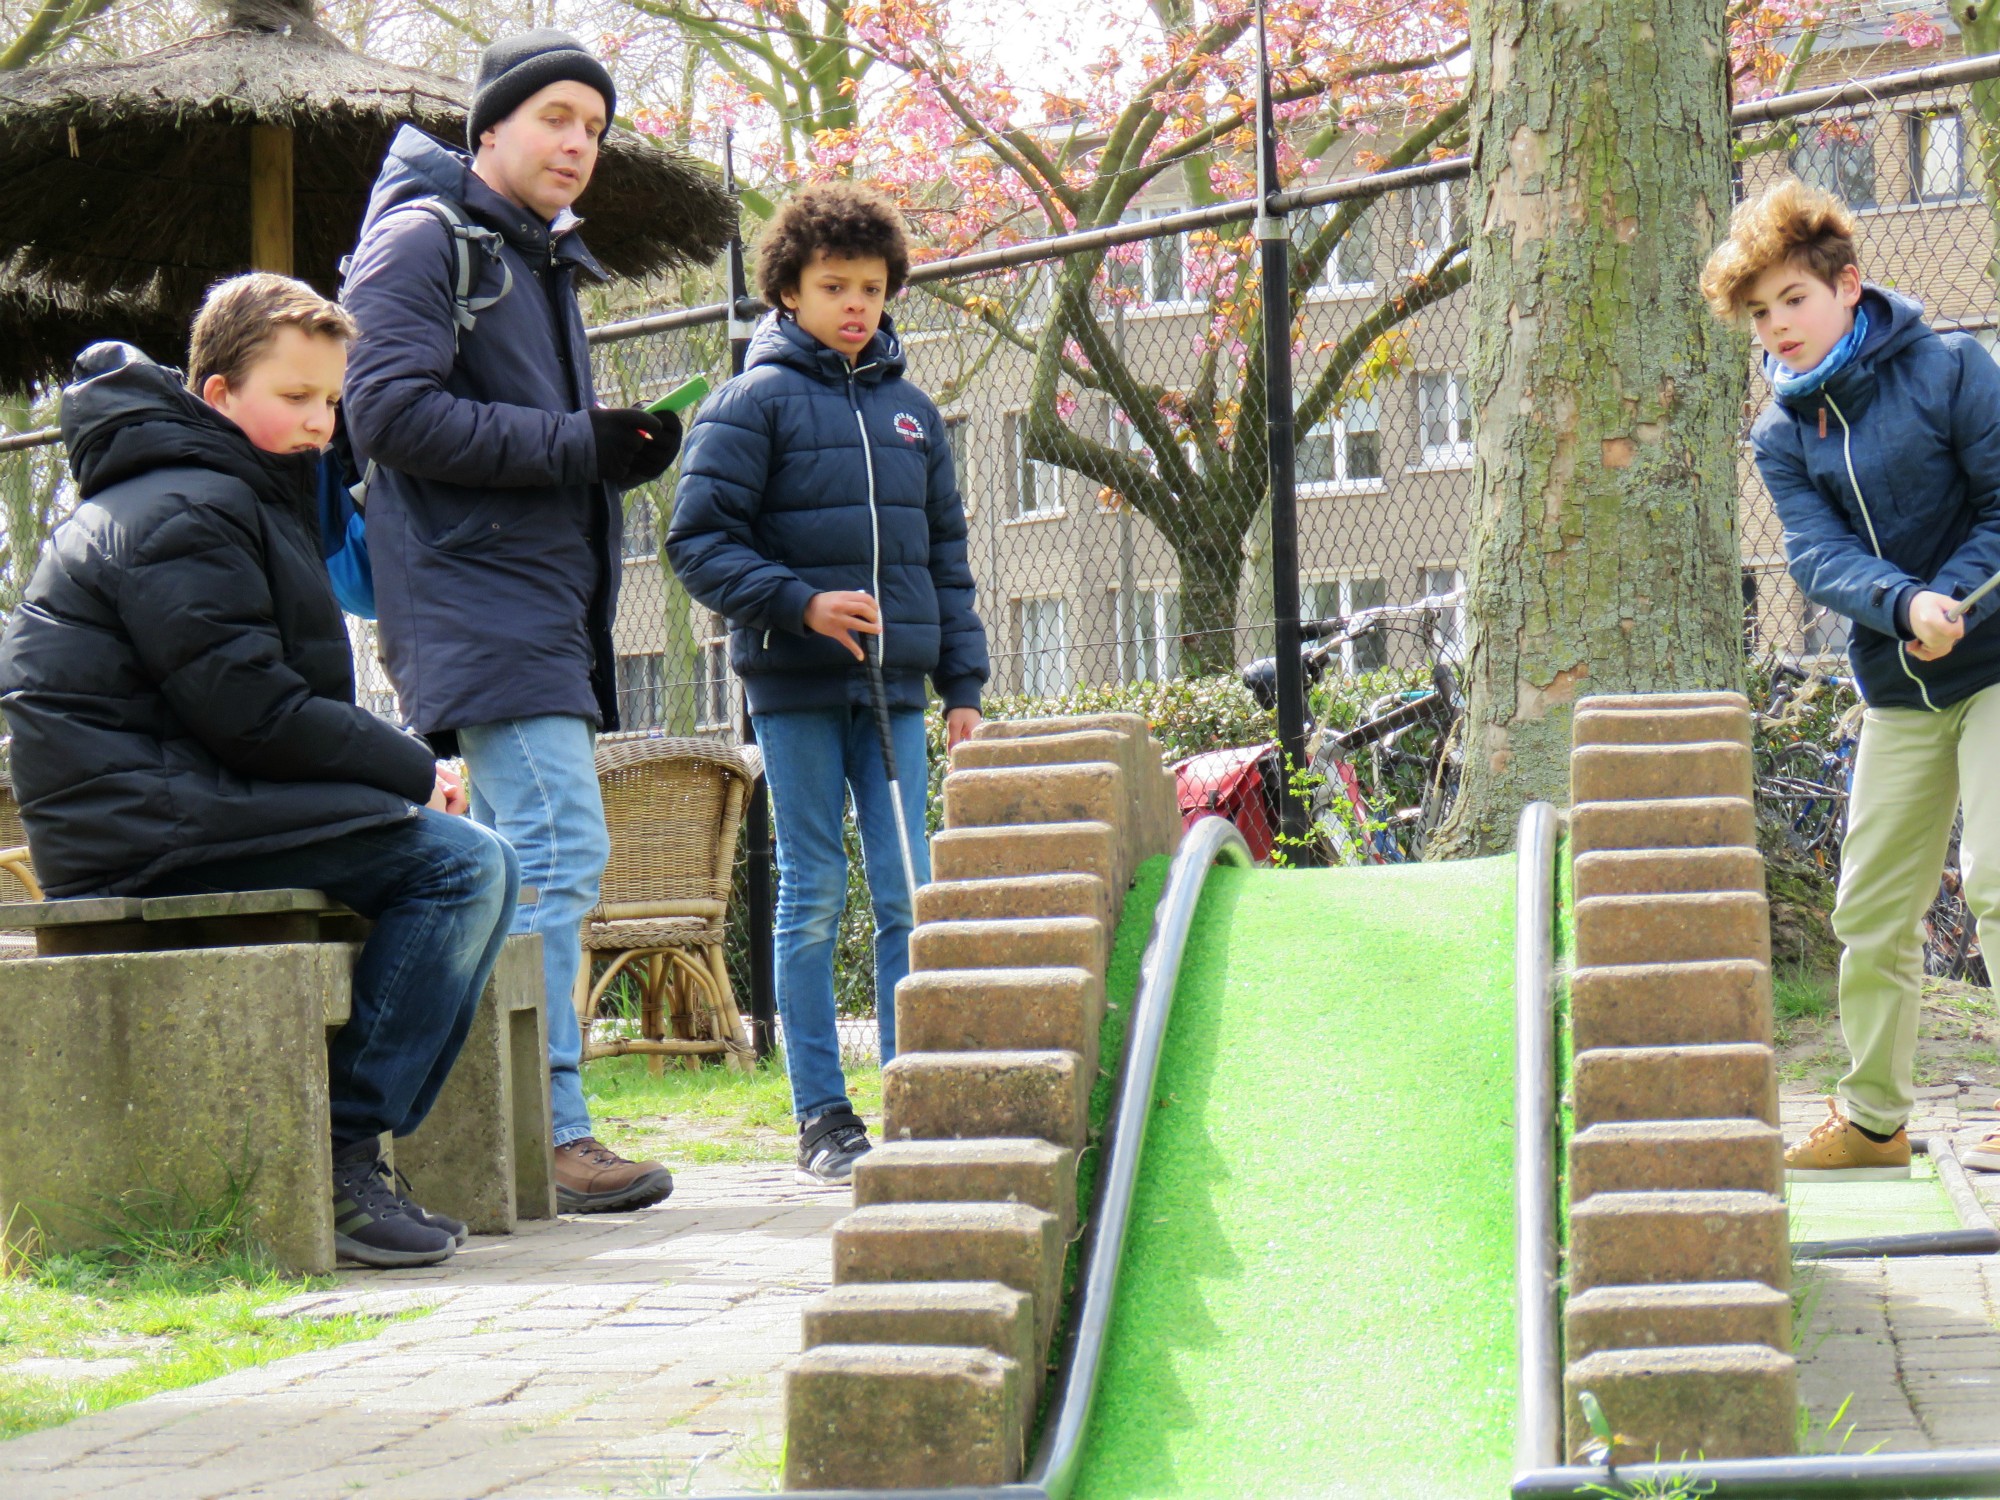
[338,196,513,354]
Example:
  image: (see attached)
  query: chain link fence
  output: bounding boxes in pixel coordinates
[3,54,1999,1017]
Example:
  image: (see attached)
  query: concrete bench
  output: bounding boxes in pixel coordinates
[0,889,553,1273]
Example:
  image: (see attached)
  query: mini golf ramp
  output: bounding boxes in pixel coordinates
[1065,849,1521,1500]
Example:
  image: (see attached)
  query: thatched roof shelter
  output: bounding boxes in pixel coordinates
[0,0,733,389]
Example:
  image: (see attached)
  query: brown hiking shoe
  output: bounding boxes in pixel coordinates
[553,1137,674,1213]
[1784,1096,1911,1181]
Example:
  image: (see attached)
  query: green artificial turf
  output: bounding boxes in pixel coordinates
[1787,1153,1962,1243]
[1075,856,1520,1500]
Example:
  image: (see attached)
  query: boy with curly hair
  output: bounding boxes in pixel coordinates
[667,183,989,1184]
[1703,178,2000,1177]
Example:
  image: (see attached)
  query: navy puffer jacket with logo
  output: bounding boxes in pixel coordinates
[1752,284,2000,711]
[666,311,988,716]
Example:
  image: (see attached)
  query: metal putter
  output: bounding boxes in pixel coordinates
[863,632,923,910]
[1945,567,2000,624]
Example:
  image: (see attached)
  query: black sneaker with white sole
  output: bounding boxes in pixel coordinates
[330,1140,457,1268]
[798,1109,871,1186]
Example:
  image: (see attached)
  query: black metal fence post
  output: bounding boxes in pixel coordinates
[722,130,779,1062]
[1255,1,1310,859]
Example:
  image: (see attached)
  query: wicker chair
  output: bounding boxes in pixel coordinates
[0,774,43,903]
[578,735,757,1071]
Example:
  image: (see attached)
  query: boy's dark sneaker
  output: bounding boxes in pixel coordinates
[330,1140,457,1268]
[798,1109,870,1186]
[388,1165,469,1246]
[553,1138,674,1213]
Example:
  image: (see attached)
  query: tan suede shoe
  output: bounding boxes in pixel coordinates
[553,1137,674,1212]
[1963,1107,2000,1173]
[1784,1096,1911,1181]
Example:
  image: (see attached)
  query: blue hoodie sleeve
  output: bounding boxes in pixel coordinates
[665,380,817,635]
[921,400,988,712]
[340,209,598,489]
[1752,409,1921,639]
[1929,338,2000,628]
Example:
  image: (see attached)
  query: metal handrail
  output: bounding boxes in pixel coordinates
[1514,800,1563,1475]
[1026,813,1252,1499]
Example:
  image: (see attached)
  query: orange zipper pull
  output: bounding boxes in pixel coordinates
[1819,406,1827,439]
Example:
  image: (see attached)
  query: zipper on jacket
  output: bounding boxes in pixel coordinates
[1823,391,1937,711]
[850,364,884,659]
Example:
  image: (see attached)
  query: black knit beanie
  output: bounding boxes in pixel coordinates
[467,29,617,150]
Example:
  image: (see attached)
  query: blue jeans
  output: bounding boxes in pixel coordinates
[459,715,609,1147]
[755,706,931,1122]
[142,809,520,1148]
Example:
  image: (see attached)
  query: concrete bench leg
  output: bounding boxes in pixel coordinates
[0,944,346,1275]
[400,935,553,1232]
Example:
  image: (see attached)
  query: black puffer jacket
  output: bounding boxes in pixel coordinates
[0,343,438,898]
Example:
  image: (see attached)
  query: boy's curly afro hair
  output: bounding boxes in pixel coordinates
[756,181,911,307]
[1700,176,1860,323]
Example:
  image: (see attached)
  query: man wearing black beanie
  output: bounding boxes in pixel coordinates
[340,30,677,1216]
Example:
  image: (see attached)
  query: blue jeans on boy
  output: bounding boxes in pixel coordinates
[755,706,931,1122]
[141,808,520,1148]
[459,715,609,1147]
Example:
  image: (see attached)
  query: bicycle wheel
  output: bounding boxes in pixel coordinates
[1757,742,1847,857]
[1923,814,1988,985]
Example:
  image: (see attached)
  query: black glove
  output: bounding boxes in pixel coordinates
[625,406,681,485]
[589,406,677,488]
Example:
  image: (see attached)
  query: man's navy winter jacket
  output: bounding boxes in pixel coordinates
[1753,284,2000,711]
[340,124,622,741]
[0,344,437,898]
[666,312,989,716]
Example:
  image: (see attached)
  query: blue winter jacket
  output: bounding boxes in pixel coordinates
[666,311,989,716]
[339,125,622,741]
[1752,285,2000,711]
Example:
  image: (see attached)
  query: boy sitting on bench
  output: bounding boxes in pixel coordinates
[0,274,520,1268]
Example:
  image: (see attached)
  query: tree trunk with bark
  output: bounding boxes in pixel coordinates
[1436,0,1744,855]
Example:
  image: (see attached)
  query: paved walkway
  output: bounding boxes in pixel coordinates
[1788,1086,2000,1453]
[0,1165,847,1499]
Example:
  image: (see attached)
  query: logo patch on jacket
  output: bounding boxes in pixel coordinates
[894,412,926,445]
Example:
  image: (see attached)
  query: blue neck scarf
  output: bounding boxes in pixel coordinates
[1768,306,1870,399]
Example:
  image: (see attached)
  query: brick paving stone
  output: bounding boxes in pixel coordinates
[0,1163,837,1496]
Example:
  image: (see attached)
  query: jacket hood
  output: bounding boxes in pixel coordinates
[59,342,317,508]
[359,124,604,275]
[1768,284,1932,407]
[744,308,907,386]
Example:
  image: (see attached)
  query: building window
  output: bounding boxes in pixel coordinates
[1017,596,1069,696]
[617,653,668,729]
[943,414,970,514]
[1417,371,1474,467]
[1112,207,1188,305]
[1300,199,1375,290]
[1007,411,1060,518]
[1909,110,1965,203]
[621,491,661,560]
[1298,395,1382,490]
[1301,576,1388,674]
[1790,119,1876,209]
[1422,566,1467,659]
[697,611,732,731]
[1401,180,1465,274]
[1122,586,1180,683]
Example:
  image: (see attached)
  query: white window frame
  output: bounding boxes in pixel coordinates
[1112,206,1195,309]
[1007,411,1063,520]
[1416,370,1475,470]
[1401,181,1462,275]
[1790,116,1878,210]
[1909,109,1968,204]
[1017,595,1070,696]
[696,610,735,732]
[1115,583,1180,683]
[943,413,970,516]
[1301,198,1376,297]
[1301,575,1389,675]
[1298,394,1384,495]
[1421,566,1468,661]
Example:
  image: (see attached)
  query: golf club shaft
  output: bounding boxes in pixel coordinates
[1946,567,2000,624]
[864,634,924,907]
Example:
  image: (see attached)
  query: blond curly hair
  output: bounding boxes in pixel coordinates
[1700,177,1860,323]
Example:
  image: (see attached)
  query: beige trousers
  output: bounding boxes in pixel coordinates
[1832,680,2000,1133]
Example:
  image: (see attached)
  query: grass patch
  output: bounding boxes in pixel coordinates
[1,1179,405,1445]
[1774,966,1836,1048]
[584,1053,882,1167]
